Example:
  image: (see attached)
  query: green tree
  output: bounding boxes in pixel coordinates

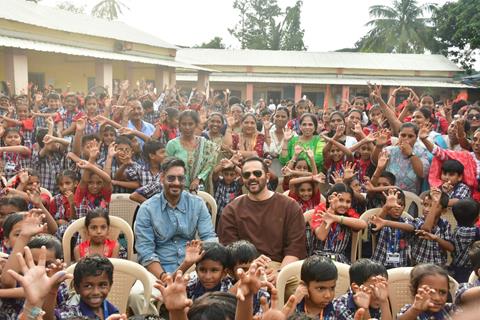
[56,1,86,14]
[91,0,129,20]
[195,37,227,49]
[357,0,437,53]
[229,0,306,50]
[433,0,480,73]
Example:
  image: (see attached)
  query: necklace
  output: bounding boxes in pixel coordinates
[304,301,324,319]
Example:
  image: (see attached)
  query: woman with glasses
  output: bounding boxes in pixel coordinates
[166,110,218,193]
[465,106,480,137]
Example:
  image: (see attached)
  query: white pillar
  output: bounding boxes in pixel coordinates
[95,61,113,96]
[196,71,210,93]
[5,49,28,95]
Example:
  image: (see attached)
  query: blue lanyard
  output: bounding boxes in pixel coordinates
[103,300,108,320]
[388,228,400,253]
[327,223,341,250]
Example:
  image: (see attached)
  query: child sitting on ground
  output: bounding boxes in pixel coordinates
[74,208,120,261]
[185,242,232,301]
[450,200,480,283]
[411,189,454,266]
[293,256,337,319]
[333,259,391,320]
[370,189,414,268]
[398,264,455,320]
[454,241,480,306]
[440,159,472,206]
[55,255,119,319]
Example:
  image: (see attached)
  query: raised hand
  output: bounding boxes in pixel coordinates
[76,159,90,170]
[418,123,432,140]
[415,230,438,241]
[18,170,29,185]
[281,166,293,177]
[370,215,387,232]
[294,145,303,156]
[352,284,372,309]
[331,171,344,184]
[27,190,43,207]
[334,124,346,140]
[75,117,86,132]
[155,271,192,313]
[343,161,357,181]
[399,141,413,157]
[441,181,453,194]
[383,189,401,210]
[43,134,54,145]
[183,240,205,265]
[252,254,271,269]
[107,142,117,158]
[305,148,314,159]
[283,127,294,141]
[236,263,267,301]
[377,150,389,169]
[312,172,326,184]
[376,129,390,146]
[371,276,389,303]
[263,120,273,132]
[20,209,47,238]
[293,283,309,303]
[412,285,435,312]
[7,246,72,307]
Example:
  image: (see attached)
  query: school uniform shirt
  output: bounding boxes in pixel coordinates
[213,177,242,218]
[134,180,162,199]
[185,272,233,301]
[451,226,480,268]
[332,291,382,320]
[411,217,452,266]
[295,298,335,319]
[309,203,359,264]
[455,279,480,305]
[55,299,119,320]
[124,163,160,187]
[371,216,413,268]
[74,184,111,218]
[32,148,70,195]
[397,303,455,320]
[288,189,321,213]
[0,150,30,180]
[98,157,141,193]
[448,182,472,200]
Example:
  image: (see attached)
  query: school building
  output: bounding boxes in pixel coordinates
[0,0,475,106]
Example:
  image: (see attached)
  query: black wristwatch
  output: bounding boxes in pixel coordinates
[407,153,415,159]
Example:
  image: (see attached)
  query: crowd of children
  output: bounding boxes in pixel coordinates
[0,80,480,319]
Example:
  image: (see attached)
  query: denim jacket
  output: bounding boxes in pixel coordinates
[135,191,217,272]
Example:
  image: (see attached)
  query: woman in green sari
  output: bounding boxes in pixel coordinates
[166,110,219,192]
[279,113,325,171]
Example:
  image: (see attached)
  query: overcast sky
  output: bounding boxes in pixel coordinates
[42,0,449,49]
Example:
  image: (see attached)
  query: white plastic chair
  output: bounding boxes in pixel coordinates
[65,258,153,314]
[276,259,350,310]
[109,193,139,227]
[197,191,218,227]
[387,267,458,318]
[468,271,478,284]
[62,216,134,265]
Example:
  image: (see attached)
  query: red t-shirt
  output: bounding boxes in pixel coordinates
[309,202,359,231]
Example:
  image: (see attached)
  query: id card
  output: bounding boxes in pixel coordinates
[5,161,16,171]
[386,252,400,264]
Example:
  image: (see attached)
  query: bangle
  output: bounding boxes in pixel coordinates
[340,216,344,225]
[159,271,167,280]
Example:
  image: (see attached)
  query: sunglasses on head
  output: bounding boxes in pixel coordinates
[467,114,480,120]
[166,175,186,183]
[242,170,263,179]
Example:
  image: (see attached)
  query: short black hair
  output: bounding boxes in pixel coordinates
[2,213,23,239]
[165,107,179,119]
[0,196,28,212]
[349,259,387,286]
[178,110,200,125]
[161,157,185,173]
[326,183,354,207]
[46,92,60,101]
[81,134,99,146]
[441,159,464,175]
[299,113,318,135]
[27,234,63,259]
[85,208,110,228]
[453,199,479,227]
[198,242,229,268]
[56,170,79,185]
[468,241,480,274]
[226,240,258,269]
[379,171,396,185]
[187,292,236,320]
[115,135,132,147]
[142,140,165,160]
[400,122,419,136]
[142,100,153,109]
[242,156,269,174]
[73,255,114,288]
[301,256,338,284]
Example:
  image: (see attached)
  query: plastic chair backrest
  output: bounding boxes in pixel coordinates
[109,193,139,227]
[468,271,478,284]
[276,260,350,309]
[65,258,153,314]
[197,191,218,226]
[403,191,423,217]
[387,267,459,318]
[62,216,134,266]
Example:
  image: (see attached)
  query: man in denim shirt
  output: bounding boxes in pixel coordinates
[130,156,217,314]
[135,156,217,282]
